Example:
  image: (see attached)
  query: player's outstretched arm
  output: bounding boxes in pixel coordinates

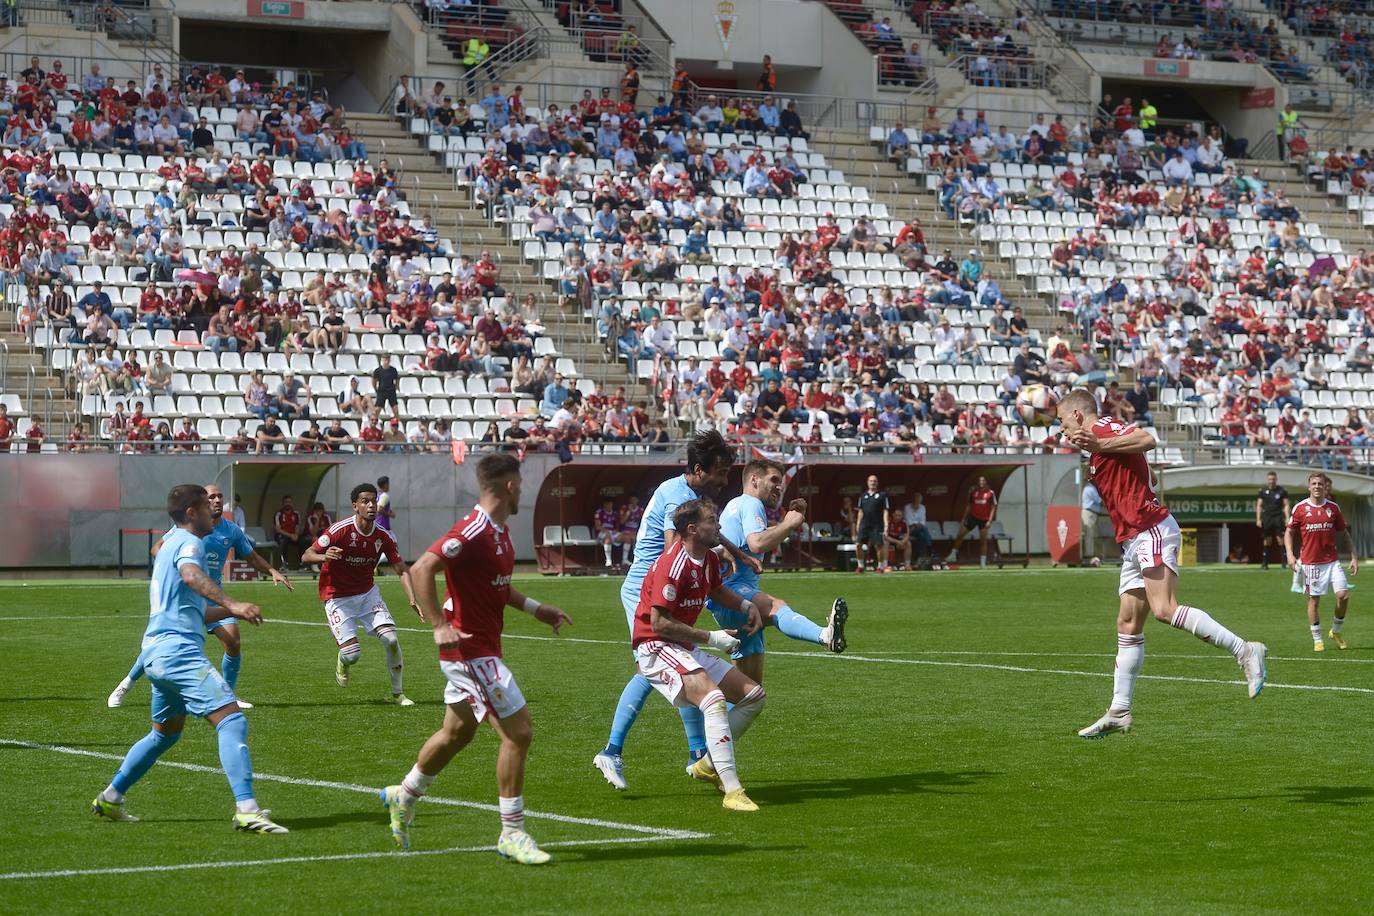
[508,587,572,634]
[709,585,764,635]
[392,562,419,616]
[181,565,262,626]
[244,549,293,590]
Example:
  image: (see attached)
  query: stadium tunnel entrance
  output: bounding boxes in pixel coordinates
[1098,79,1260,160]
[177,23,389,110]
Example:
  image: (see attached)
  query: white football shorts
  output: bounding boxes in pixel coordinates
[323,585,395,644]
[1119,514,1181,595]
[441,655,526,721]
[1301,560,1350,597]
[634,640,733,707]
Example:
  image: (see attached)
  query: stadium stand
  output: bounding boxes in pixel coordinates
[1,0,1373,468]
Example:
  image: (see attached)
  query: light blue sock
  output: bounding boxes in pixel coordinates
[221,653,241,691]
[679,705,707,760]
[774,604,824,645]
[603,674,653,756]
[111,729,180,794]
[215,711,255,802]
[126,659,145,684]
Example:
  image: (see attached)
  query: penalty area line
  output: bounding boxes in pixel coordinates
[0,836,676,881]
[0,739,708,842]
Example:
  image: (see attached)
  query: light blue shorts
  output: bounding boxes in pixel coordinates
[141,640,238,722]
[204,605,232,633]
[620,576,644,632]
[709,583,763,659]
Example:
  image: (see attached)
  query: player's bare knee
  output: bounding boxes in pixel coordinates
[218,628,241,654]
[1147,598,1177,622]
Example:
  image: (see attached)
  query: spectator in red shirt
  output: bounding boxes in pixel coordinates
[173,416,201,453]
[0,403,14,452]
[274,495,308,569]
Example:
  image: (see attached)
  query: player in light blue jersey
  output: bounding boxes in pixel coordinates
[709,457,848,684]
[92,484,287,833]
[108,483,292,709]
[593,430,760,791]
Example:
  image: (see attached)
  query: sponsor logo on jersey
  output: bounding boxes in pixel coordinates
[491,574,512,587]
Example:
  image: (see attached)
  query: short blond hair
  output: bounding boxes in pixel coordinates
[1057,388,1097,417]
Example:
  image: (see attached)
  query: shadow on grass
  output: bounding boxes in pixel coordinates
[0,696,92,703]
[565,842,799,864]
[276,809,394,831]
[748,770,999,806]
[1195,785,1374,807]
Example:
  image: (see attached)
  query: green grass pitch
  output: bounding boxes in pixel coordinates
[0,566,1370,914]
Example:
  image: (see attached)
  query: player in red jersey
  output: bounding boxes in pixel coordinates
[634,498,765,812]
[1285,472,1357,651]
[301,483,417,706]
[380,453,571,864]
[946,475,999,568]
[1058,389,1268,738]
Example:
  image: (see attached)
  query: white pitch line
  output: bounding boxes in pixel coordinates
[259,618,1374,694]
[0,835,674,882]
[760,650,1374,695]
[0,740,707,841]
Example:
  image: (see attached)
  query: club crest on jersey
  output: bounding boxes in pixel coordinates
[662,583,677,602]
[350,532,358,546]
[374,538,382,552]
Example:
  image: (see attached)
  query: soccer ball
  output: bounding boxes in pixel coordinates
[1015,384,1059,427]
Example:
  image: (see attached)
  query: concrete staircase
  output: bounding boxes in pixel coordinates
[345,113,660,400]
[810,125,1056,339]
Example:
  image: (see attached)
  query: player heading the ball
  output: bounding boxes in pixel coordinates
[380,453,572,864]
[1058,389,1268,739]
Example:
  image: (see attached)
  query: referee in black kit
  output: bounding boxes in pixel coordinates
[1256,470,1291,570]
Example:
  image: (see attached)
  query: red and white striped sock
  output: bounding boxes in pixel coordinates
[1170,605,1245,659]
[499,795,524,836]
[699,689,741,793]
[1111,633,1144,712]
[401,764,432,801]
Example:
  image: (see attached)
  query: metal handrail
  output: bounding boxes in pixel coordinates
[0,340,8,395]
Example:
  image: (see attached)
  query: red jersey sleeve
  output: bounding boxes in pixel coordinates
[429,522,474,570]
